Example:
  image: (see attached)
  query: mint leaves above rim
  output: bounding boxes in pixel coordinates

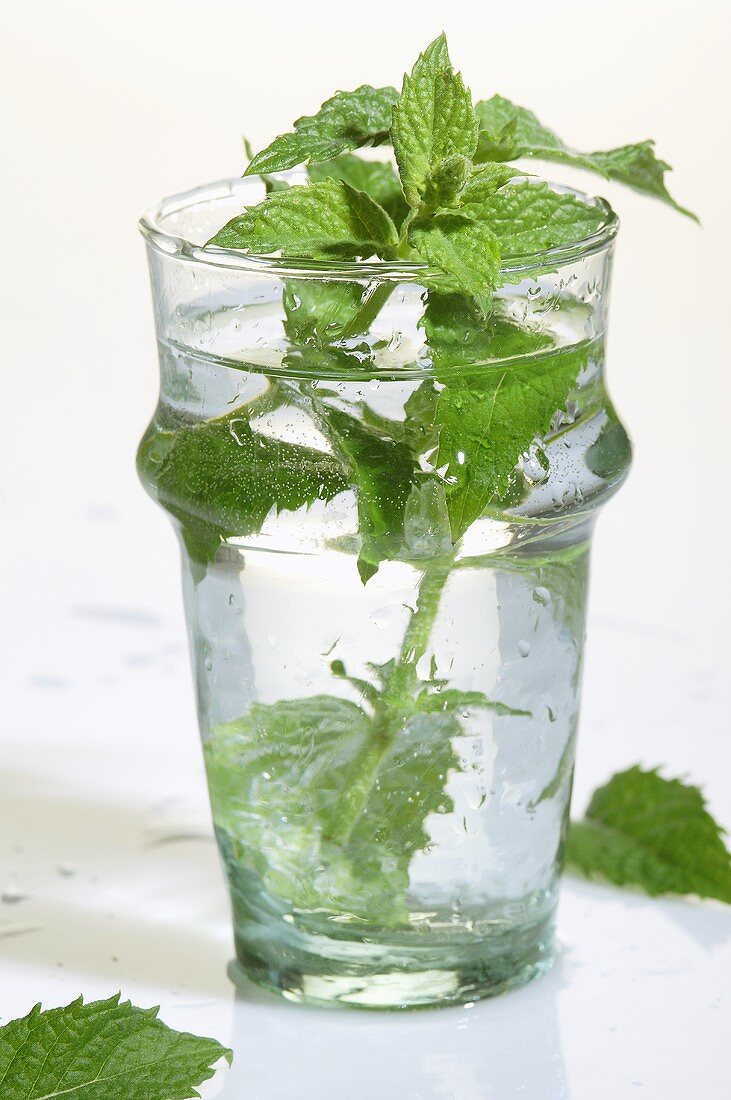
[567,767,731,902]
[207,33,694,314]
[0,994,231,1100]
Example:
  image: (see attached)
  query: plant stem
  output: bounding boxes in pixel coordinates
[326,553,455,847]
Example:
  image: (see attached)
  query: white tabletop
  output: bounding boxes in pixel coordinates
[3,1,730,1095]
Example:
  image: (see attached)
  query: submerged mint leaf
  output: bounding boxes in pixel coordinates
[136,408,348,567]
[307,155,408,228]
[391,34,479,209]
[567,767,731,902]
[463,181,608,257]
[421,290,554,368]
[475,94,696,219]
[205,692,458,923]
[409,212,500,315]
[434,342,589,540]
[244,86,398,175]
[415,688,531,718]
[208,179,398,258]
[0,993,231,1100]
[322,408,417,582]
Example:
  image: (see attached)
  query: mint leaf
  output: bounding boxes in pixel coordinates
[0,994,231,1100]
[415,687,531,718]
[208,179,398,258]
[457,161,520,205]
[322,408,417,582]
[307,154,408,228]
[205,694,457,923]
[244,86,398,175]
[566,767,731,902]
[422,290,554,368]
[137,408,348,567]
[410,213,500,314]
[464,181,607,257]
[344,708,459,900]
[422,153,471,207]
[206,696,371,909]
[584,142,697,219]
[475,94,696,219]
[391,34,479,209]
[434,342,588,539]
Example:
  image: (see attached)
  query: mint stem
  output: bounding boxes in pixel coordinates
[326,553,454,847]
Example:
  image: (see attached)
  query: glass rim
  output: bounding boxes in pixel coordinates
[139,176,619,280]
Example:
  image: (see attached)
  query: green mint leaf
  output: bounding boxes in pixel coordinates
[463,181,607,257]
[0,994,231,1100]
[244,86,398,175]
[307,154,409,229]
[457,161,520,205]
[208,179,398,258]
[391,34,479,209]
[415,687,531,718]
[409,212,500,314]
[422,153,471,207]
[205,696,377,912]
[322,408,417,582]
[344,708,459,899]
[475,94,696,219]
[566,767,731,902]
[421,290,554,368]
[434,342,589,539]
[205,693,458,923]
[137,408,348,567]
[584,142,698,220]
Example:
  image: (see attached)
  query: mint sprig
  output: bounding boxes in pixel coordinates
[567,767,731,902]
[0,994,231,1099]
[208,34,694,316]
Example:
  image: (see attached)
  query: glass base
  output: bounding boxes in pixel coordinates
[230,908,555,1010]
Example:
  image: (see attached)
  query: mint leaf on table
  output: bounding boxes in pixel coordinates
[307,155,409,228]
[566,767,731,902]
[475,94,696,219]
[207,178,398,257]
[244,86,398,175]
[462,181,608,257]
[391,33,479,210]
[0,994,231,1100]
[409,213,501,315]
[137,408,348,568]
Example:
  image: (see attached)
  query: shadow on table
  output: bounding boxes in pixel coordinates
[0,767,231,1000]
[216,959,571,1100]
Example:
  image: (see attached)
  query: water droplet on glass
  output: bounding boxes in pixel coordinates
[228,419,247,446]
[2,884,26,904]
[57,864,76,878]
[518,640,531,658]
[204,658,213,672]
[533,586,551,606]
[266,634,277,648]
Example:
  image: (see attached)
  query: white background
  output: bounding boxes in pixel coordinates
[2,1,730,1096]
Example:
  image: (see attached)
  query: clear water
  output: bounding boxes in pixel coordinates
[139,289,629,1007]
